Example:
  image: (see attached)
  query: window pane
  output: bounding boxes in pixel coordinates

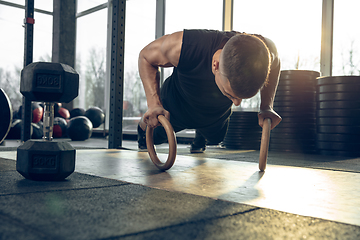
[165,0,223,34]
[333,0,360,76]
[234,0,322,71]
[75,9,107,111]
[0,4,24,109]
[77,0,107,13]
[0,5,24,69]
[233,0,322,110]
[33,12,53,63]
[0,4,52,110]
[123,0,156,130]
[163,0,223,80]
[35,0,53,12]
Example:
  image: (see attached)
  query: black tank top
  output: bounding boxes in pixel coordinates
[161,29,235,129]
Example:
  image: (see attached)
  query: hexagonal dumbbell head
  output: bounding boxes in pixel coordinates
[20,62,79,103]
[16,141,76,181]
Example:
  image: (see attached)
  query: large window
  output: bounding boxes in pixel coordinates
[121,0,156,131]
[0,2,52,110]
[233,0,322,110]
[333,0,360,76]
[163,0,223,80]
[165,0,223,34]
[75,7,108,111]
[234,0,322,71]
[0,0,359,134]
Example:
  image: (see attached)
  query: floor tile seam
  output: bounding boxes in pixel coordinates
[0,183,132,197]
[0,211,51,240]
[96,207,261,240]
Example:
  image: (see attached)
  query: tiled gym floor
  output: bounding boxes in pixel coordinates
[1,138,360,239]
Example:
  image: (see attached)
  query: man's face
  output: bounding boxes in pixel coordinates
[214,58,242,106]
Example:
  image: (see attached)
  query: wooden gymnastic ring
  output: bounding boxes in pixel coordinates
[259,118,271,172]
[146,115,177,170]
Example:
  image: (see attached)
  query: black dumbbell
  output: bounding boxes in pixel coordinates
[17,62,79,181]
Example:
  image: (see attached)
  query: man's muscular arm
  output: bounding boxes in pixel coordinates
[138,31,183,128]
[258,37,282,130]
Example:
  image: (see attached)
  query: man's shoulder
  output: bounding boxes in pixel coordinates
[262,37,280,65]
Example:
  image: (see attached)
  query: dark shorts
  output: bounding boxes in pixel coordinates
[152,109,230,145]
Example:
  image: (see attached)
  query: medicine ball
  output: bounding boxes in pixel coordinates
[67,116,93,141]
[85,107,105,128]
[6,119,33,139]
[53,117,67,138]
[55,107,70,119]
[31,122,43,139]
[70,108,86,119]
[32,102,43,123]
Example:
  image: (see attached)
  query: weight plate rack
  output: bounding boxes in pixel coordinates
[316,76,360,157]
[271,70,320,153]
[223,111,262,150]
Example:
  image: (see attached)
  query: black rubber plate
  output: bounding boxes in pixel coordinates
[317,101,360,109]
[318,84,360,93]
[316,117,359,126]
[317,109,360,118]
[317,92,360,101]
[0,89,12,144]
[317,76,360,86]
[316,142,360,151]
[316,133,360,142]
[317,125,360,134]
[275,94,316,102]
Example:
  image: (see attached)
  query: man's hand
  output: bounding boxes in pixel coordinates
[143,106,170,129]
[258,108,282,130]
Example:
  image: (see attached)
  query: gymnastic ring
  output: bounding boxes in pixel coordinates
[146,115,177,170]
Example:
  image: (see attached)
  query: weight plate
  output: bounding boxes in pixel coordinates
[316,117,359,126]
[275,122,315,129]
[273,100,316,108]
[223,139,261,144]
[317,109,360,118]
[275,90,315,96]
[316,142,360,151]
[272,127,315,134]
[318,84,360,93]
[225,131,262,136]
[280,117,316,123]
[280,70,320,79]
[317,76,360,86]
[230,113,258,119]
[274,106,316,112]
[317,101,360,109]
[317,92,360,101]
[225,137,262,142]
[318,150,360,157]
[224,141,261,146]
[269,143,316,153]
[277,85,315,92]
[227,126,261,131]
[0,89,12,144]
[316,133,360,142]
[274,94,316,102]
[271,131,316,139]
[276,112,316,118]
[224,145,260,150]
[269,138,315,145]
[317,125,360,134]
[278,79,315,87]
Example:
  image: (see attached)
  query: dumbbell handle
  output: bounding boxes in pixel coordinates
[43,102,54,141]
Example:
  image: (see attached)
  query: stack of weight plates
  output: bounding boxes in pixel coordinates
[316,76,360,157]
[271,70,320,153]
[223,111,262,150]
